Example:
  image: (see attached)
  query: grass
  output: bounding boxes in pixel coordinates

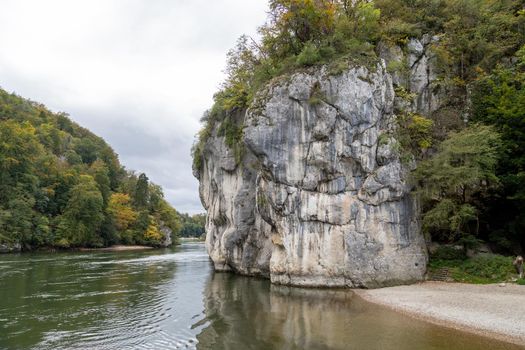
[429,254,518,284]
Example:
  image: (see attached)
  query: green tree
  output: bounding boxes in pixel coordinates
[0,88,181,250]
[471,50,525,250]
[179,213,206,238]
[74,138,99,164]
[414,125,501,246]
[265,0,337,56]
[0,194,35,247]
[133,173,149,209]
[89,159,111,206]
[0,121,42,199]
[55,175,104,247]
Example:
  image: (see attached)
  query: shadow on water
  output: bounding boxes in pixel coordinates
[196,272,523,350]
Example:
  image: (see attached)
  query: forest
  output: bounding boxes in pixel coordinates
[0,88,203,250]
[193,0,525,253]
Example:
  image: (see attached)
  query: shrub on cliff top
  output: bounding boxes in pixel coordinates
[192,0,383,168]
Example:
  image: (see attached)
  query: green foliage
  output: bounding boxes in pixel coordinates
[192,0,383,170]
[395,113,434,162]
[407,113,433,150]
[0,88,182,250]
[133,173,149,209]
[189,0,525,255]
[429,255,516,284]
[430,245,467,261]
[376,0,525,79]
[179,213,206,238]
[414,125,501,243]
[296,42,322,66]
[55,175,104,247]
[265,0,337,57]
[470,53,525,250]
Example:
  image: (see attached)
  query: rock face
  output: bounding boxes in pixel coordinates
[195,59,429,288]
[159,224,173,247]
[0,243,21,253]
[378,34,441,115]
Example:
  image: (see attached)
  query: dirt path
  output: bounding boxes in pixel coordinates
[356,281,525,346]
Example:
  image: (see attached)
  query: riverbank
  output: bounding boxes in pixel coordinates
[355,281,525,346]
[78,245,154,252]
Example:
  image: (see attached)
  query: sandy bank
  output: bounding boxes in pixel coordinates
[355,281,525,346]
[78,245,154,252]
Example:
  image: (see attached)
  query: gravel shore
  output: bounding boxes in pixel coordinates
[356,282,525,346]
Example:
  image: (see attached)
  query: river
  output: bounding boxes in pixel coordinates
[0,243,521,350]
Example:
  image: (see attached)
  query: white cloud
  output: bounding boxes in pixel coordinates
[0,0,268,214]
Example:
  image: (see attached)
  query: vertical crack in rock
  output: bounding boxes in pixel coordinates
[196,62,429,288]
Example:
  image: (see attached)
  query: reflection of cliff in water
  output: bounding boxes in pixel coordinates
[196,272,353,350]
[195,273,523,350]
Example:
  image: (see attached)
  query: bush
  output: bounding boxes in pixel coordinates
[296,42,321,67]
[459,255,515,283]
[429,254,516,284]
[431,245,466,261]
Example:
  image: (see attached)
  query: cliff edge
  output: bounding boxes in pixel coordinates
[194,37,440,288]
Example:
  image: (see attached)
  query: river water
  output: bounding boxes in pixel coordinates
[0,242,521,350]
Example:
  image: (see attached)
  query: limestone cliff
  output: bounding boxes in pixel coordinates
[195,39,436,288]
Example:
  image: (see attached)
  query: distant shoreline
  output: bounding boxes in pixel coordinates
[1,240,206,254]
[355,281,525,347]
[77,245,154,252]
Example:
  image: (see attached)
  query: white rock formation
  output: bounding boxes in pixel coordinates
[195,59,429,288]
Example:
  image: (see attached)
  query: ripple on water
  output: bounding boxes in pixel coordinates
[11,244,518,350]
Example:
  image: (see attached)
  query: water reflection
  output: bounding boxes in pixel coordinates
[197,273,523,350]
[0,244,522,350]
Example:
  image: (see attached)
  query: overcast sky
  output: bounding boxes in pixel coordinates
[0,0,268,214]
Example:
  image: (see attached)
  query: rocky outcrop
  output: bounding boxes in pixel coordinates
[195,58,430,288]
[378,34,441,115]
[159,224,173,247]
[0,243,21,253]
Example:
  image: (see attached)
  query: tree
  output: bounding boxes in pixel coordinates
[414,125,501,246]
[107,193,137,231]
[266,0,337,53]
[0,121,42,199]
[179,213,206,237]
[144,222,163,245]
[470,50,525,250]
[133,173,149,209]
[0,194,35,247]
[74,138,98,164]
[90,159,111,206]
[156,199,181,242]
[148,184,164,212]
[0,88,181,250]
[55,175,104,247]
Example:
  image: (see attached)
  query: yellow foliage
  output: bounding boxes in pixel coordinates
[144,223,162,241]
[408,114,433,150]
[107,193,137,231]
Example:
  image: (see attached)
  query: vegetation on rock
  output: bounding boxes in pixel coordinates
[193,0,525,253]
